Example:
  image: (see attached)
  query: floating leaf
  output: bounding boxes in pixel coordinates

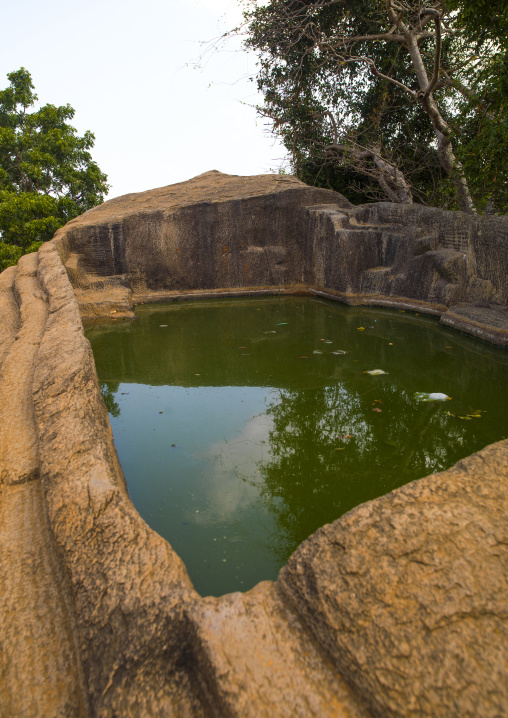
[365,369,388,375]
[357,327,365,331]
[372,407,382,413]
[276,322,288,325]
[384,439,398,447]
[446,409,484,420]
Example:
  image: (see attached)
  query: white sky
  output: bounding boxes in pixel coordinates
[0,0,286,199]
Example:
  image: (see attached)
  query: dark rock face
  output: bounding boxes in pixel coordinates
[57,171,508,345]
[1,171,507,716]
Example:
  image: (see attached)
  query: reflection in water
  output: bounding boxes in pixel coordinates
[202,412,273,522]
[100,382,121,417]
[258,384,465,565]
[89,296,508,596]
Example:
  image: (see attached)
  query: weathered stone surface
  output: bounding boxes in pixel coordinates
[52,171,508,345]
[279,440,508,717]
[55,171,350,320]
[0,171,507,716]
[0,252,90,716]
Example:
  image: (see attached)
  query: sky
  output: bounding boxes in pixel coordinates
[1,0,286,199]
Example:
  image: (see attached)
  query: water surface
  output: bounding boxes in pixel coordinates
[86,297,508,596]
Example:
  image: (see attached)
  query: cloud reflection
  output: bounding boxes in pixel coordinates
[194,411,274,522]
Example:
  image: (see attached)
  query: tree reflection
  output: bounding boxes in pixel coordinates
[257,381,468,564]
[100,381,121,418]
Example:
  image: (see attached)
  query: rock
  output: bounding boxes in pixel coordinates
[0,171,507,716]
[279,441,508,717]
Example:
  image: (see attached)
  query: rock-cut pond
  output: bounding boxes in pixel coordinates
[86,296,508,596]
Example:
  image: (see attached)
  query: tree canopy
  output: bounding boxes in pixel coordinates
[0,68,108,271]
[240,0,508,213]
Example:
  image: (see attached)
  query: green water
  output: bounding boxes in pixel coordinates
[86,297,508,596]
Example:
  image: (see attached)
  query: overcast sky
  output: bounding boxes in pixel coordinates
[1,0,286,199]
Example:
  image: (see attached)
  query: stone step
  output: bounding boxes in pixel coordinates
[441,305,508,346]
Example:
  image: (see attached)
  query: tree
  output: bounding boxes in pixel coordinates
[444,0,508,212]
[0,68,108,271]
[240,0,508,213]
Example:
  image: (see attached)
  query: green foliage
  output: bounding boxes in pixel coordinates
[242,0,508,212]
[100,382,121,418]
[0,68,108,271]
[445,1,508,212]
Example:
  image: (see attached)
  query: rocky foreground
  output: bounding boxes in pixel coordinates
[0,172,507,716]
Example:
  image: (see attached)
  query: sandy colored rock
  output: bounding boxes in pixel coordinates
[0,171,507,716]
[279,440,508,717]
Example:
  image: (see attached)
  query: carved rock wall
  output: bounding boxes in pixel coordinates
[55,171,508,345]
[1,171,508,716]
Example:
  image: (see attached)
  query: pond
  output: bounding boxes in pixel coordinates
[86,296,508,596]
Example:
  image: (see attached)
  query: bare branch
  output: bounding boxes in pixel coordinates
[324,139,414,204]
[325,32,406,47]
[342,56,417,99]
[419,8,441,97]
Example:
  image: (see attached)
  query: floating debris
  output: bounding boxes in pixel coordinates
[276,322,288,325]
[364,369,388,376]
[372,407,382,413]
[298,356,309,359]
[445,409,484,420]
[332,350,347,355]
[414,392,451,402]
[264,330,276,334]
[313,350,323,354]
[159,324,167,327]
